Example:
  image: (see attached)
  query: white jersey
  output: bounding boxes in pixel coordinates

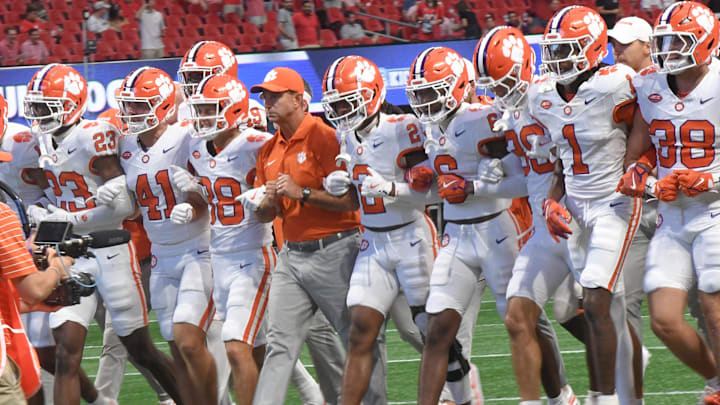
[342,113,426,228]
[634,60,720,209]
[529,64,636,200]
[188,128,273,254]
[504,93,555,220]
[41,119,123,230]
[425,103,511,221]
[120,121,210,245]
[0,123,44,210]
[177,99,267,130]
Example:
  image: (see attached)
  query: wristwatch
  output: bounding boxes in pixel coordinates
[301,187,311,203]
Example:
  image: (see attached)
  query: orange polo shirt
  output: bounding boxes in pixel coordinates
[255,113,360,243]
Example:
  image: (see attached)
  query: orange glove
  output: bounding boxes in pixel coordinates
[542,198,572,243]
[437,174,468,204]
[616,163,650,198]
[650,173,680,202]
[405,166,434,192]
[675,169,715,197]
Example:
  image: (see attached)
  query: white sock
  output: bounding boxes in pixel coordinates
[89,395,113,405]
[596,394,619,405]
[519,401,543,405]
[707,376,720,391]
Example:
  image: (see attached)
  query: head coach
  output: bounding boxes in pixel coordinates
[242,67,387,404]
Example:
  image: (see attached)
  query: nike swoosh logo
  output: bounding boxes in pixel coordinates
[538,140,550,147]
[495,236,508,244]
[266,159,277,166]
[196,249,209,255]
[711,212,720,219]
[372,141,384,148]
[701,97,714,104]
[106,253,119,260]
[163,146,175,153]
[228,156,238,162]
[609,201,623,207]
[369,184,379,189]
[442,180,458,188]
[455,129,465,137]
[67,147,77,154]
[410,239,422,247]
[584,97,596,105]
[239,263,251,269]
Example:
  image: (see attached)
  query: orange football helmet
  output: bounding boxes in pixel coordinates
[116,67,176,135]
[97,108,127,134]
[475,26,535,110]
[651,1,720,73]
[24,63,88,134]
[406,47,470,123]
[540,6,607,84]
[178,41,238,98]
[321,55,386,132]
[187,74,250,140]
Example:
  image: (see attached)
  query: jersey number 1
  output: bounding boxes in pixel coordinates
[562,124,589,175]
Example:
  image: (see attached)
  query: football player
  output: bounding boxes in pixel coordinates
[405,46,526,405]
[23,63,183,404]
[474,26,580,405]
[619,2,720,403]
[177,40,266,130]
[114,66,217,404]
[176,73,274,405]
[318,55,438,404]
[534,6,639,404]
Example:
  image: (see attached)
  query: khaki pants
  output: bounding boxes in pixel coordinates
[141,48,164,59]
[0,356,26,405]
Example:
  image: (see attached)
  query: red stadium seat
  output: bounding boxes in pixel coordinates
[50,0,69,10]
[223,24,241,38]
[225,12,243,25]
[47,9,66,23]
[205,13,223,26]
[101,29,120,42]
[116,41,139,60]
[376,36,393,44]
[68,8,85,22]
[320,29,338,47]
[257,35,276,51]
[265,10,278,24]
[185,15,203,28]
[122,30,140,44]
[235,44,253,54]
[365,18,384,33]
[242,23,260,36]
[50,45,72,62]
[338,38,356,46]
[326,8,345,24]
[24,58,41,65]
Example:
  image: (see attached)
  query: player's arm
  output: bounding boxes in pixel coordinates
[277,172,360,212]
[468,154,528,198]
[46,155,135,232]
[547,159,565,202]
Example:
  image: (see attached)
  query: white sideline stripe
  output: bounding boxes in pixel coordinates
[386,390,705,404]
[385,315,652,333]
[81,346,670,364]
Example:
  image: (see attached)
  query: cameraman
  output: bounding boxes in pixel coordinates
[0,167,74,403]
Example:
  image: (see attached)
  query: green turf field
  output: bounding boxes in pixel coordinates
[77,290,706,404]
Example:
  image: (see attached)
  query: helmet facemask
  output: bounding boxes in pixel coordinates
[540,36,594,84]
[477,64,529,111]
[179,65,224,99]
[24,92,77,135]
[322,87,375,132]
[189,97,246,140]
[116,95,165,136]
[406,75,462,124]
[651,31,698,73]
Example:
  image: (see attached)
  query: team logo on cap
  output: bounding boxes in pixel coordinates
[297,151,306,163]
[264,69,278,82]
[648,94,662,103]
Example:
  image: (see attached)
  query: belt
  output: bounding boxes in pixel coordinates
[285,228,360,253]
[364,221,414,233]
[446,211,502,225]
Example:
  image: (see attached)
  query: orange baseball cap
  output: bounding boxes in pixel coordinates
[250,67,304,94]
